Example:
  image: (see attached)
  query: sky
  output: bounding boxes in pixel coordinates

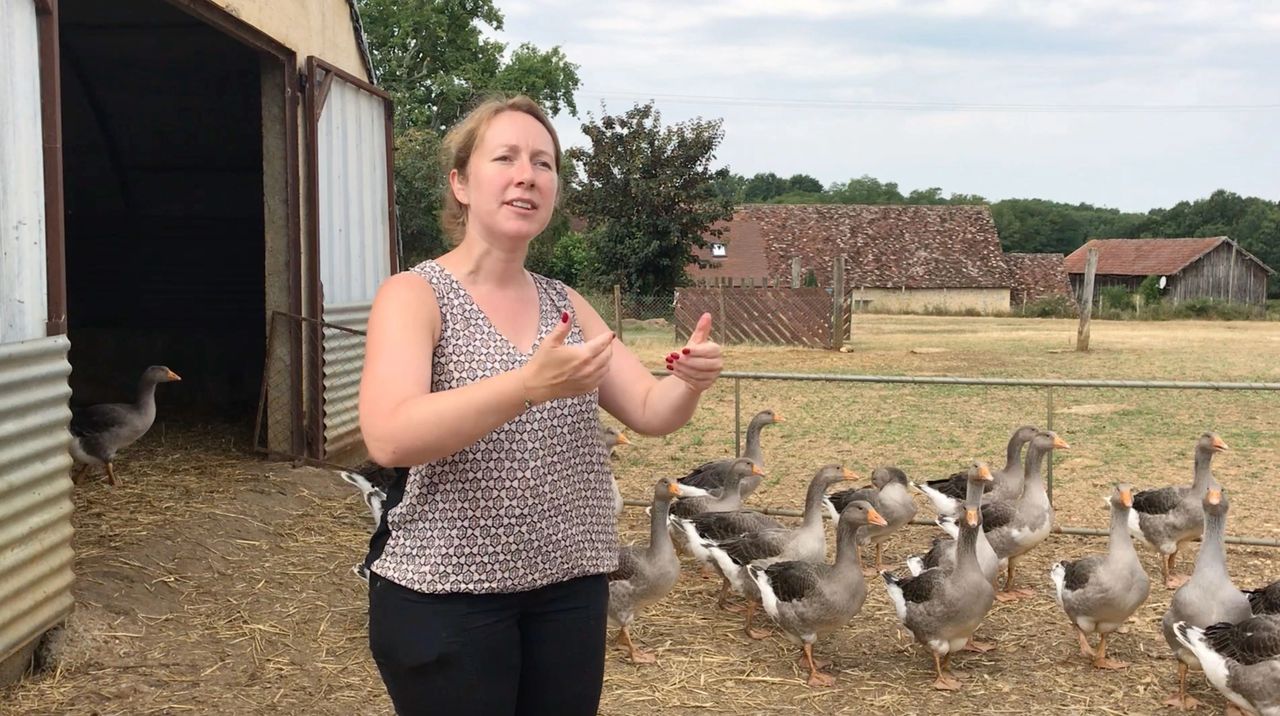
[490,0,1279,212]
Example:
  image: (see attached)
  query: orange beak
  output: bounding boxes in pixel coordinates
[965,507,979,527]
[667,481,681,497]
[751,464,765,476]
[867,507,889,527]
[615,432,631,446]
[167,370,182,381]
[1211,435,1229,452]
[977,464,993,480]
[841,467,859,481]
[1052,435,1070,450]
[1207,488,1222,505]
[772,412,785,422]
[1120,489,1132,508]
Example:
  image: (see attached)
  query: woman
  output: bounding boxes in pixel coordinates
[358,95,723,716]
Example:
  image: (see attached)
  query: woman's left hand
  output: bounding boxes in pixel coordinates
[665,312,722,394]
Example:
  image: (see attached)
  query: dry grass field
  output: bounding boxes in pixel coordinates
[3,314,1277,715]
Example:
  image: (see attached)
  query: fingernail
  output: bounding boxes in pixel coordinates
[666,364,674,370]
[560,311,569,323]
[681,348,690,355]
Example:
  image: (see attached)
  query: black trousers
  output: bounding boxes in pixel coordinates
[368,570,609,716]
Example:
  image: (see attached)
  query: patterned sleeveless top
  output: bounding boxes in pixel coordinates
[370,260,619,594]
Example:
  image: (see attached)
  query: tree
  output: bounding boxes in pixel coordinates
[828,175,906,204]
[786,173,824,194]
[743,172,790,202]
[566,102,736,294]
[357,0,582,263]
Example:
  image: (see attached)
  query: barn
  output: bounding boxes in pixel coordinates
[1,0,394,684]
[691,204,1014,315]
[1064,237,1273,308]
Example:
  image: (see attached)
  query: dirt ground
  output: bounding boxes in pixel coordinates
[3,315,1279,715]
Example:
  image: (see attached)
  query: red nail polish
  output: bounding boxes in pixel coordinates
[666,364,673,370]
[681,348,690,355]
[560,311,569,323]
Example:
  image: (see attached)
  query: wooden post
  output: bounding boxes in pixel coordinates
[1228,243,1238,303]
[1076,248,1098,352]
[791,257,802,288]
[717,286,727,344]
[612,284,624,342]
[831,256,846,349]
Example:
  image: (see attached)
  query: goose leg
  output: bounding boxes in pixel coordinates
[802,644,835,687]
[718,578,745,613]
[105,462,119,487]
[1162,662,1203,710]
[1165,550,1189,589]
[1091,632,1128,670]
[1074,627,1095,659]
[617,626,656,664]
[931,652,961,690]
[743,600,770,640]
[995,558,1024,601]
[962,635,996,653]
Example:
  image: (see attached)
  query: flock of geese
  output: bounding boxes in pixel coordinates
[338,412,1279,715]
[599,412,1280,715]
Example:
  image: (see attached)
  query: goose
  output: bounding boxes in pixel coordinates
[982,430,1069,601]
[681,465,857,636]
[907,463,997,580]
[1174,614,1280,716]
[915,425,1038,517]
[1050,483,1151,670]
[599,424,631,515]
[883,496,996,691]
[1130,432,1229,589]
[68,365,182,486]
[1161,485,1252,711]
[669,459,760,519]
[748,500,885,687]
[608,477,684,663]
[1244,581,1280,616]
[825,466,918,573]
[677,409,783,499]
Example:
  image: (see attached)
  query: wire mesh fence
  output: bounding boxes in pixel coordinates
[254,310,369,469]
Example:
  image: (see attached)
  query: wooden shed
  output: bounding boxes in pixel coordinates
[1064,238,1273,307]
[0,0,395,685]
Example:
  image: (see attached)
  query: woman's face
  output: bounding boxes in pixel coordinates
[450,110,558,246]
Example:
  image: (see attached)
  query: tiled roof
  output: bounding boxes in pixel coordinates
[691,204,1009,289]
[1062,238,1227,276]
[1005,253,1073,304]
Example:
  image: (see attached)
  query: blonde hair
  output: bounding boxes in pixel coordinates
[439,95,562,244]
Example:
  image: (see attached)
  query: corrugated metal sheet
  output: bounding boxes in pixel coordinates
[320,302,369,457]
[0,0,49,345]
[317,76,390,307]
[0,335,75,667]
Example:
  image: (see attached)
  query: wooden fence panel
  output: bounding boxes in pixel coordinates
[674,287,834,348]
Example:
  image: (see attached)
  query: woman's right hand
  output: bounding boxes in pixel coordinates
[519,311,615,405]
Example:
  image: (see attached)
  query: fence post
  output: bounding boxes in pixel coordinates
[718,286,727,344]
[830,256,846,349]
[612,284,624,343]
[1046,386,1055,506]
[791,257,802,288]
[1077,248,1098,351]
[734,377,742,458]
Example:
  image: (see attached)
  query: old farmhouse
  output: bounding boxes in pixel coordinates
[1063,237,1273,307]
[691,204,1014,314]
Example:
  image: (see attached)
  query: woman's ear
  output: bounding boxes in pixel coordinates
[448,168,469,207]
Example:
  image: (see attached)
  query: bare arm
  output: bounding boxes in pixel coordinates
[358,273,614,466]
[566,288,722,437]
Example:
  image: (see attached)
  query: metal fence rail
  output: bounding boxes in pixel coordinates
[658,369,1280,549]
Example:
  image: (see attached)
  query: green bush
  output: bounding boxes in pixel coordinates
[1015,295,1077,318]
[1099,286,1133,312]
[1137,275,1163,306]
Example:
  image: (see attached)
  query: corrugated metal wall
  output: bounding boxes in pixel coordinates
[316,73,389,457]
[0,336,75,668]
[0,0,49,345]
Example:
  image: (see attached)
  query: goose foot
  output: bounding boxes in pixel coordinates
[994,590,1024,603]
[626,648,657,664]
[962,638,996,653]
[932,675,962,691]
[801,645,835,687]
[1225,705,1250,716]
[1165,574,1190,589]
[745,626,772,640]
[796,651,831,670]
[806,670,837,688]
[1014,587,1036,597]
[720,600,747,614]
[1162,693,1202,711]
[1092,657,1128,670]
